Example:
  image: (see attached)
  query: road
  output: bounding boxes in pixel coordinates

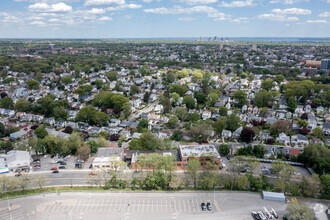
[0,191,296,220]
[128,103,157,122]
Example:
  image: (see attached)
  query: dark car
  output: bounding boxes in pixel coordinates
[52,170,59,173]
[58,166,66,169]
[58,161,66,165]
[201,202,206,211]
[206,202,212,211]
[252,212,261,220]
[33,158,40,162]
[89,164,93,169]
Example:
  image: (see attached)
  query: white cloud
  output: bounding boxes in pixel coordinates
[178,17,196,21]
[231,17,249,23]
[306,19,327,23]
[270,0,309,4]
[99,16,113,21]
[88,8,106,14]
[319,12,330,17]
[271,8,311,15]
[30,21,47,26]
[258,13,298,21]
[208,12,231,20]
[28,3,72,13]
[176,0,218,5]
[144,6,217,14]
[106,3,142,11]
[84,0,125,6]
[218,0,254,7]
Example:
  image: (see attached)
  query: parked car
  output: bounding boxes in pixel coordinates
[201,202,206,211]
[52,170,59,173]
[206,202,212,211]
[57,161,66,165]
[50,167,57,171]
[50,160,57,164]
[58,166,66,169]
[89,172,97,175]
[271,208,278,218]
[89,164,93,169]
[33,164,41,168]
[43,155,48,159]
[258,211,267,220]
[252,211,261,220]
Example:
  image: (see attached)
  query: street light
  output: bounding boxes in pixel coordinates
[7,197,12,220]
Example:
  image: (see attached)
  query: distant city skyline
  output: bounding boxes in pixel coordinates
[0,0,329,38]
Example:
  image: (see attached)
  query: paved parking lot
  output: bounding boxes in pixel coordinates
[33,155,78,172]
[221,158,311,177]
[0,192,294,220]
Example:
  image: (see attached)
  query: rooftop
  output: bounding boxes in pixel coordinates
[179,145,220,158]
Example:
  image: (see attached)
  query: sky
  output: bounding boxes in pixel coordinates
[0,0,329,38]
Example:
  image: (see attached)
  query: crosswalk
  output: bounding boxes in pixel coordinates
[0,206,24,220]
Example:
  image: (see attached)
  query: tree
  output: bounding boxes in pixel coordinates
[271,120,292,133]
[252,145,267,158]
[92,111,110,126]
[137,119,149,132]
[287,96,297,113]
[163,97,172,113]
[0,122,5,138]
[183,96,195,109]
[0,97,13,109]
[274,163,296,193]
[207,93,219,106]
[171,130,182,141]
[26,79,39,90]
[186,158,201,188]
[286,198,315,220]
[61,75,73,84]
[240,127,255,143]
[123,102,132,118]
[254,90,271,108]
[14,99,32,112]
[34,126,48,139]
[259,107,268,117]
[261,78,274,90]
[219,144,230,156]
[94,79,104,89]
[194,91,206,104]
[34,175,48,189]
[53,106,68,121]
[300,174,321,198]
[17,173,32,194]
[192,69,203,82]
[219,106,227,116]
[275,75,285,84]
[106,71,118,81]
[214,119,226,136]
[168,116,178,129]
[173,107,188,121]
[0,175,17,196]
[171,92,180,106]
[187,111,200,122]
[129,132,160,151]
[189,123,212,142]
[143,91,150,103]
[320,174,330,199]
[36,96,54,117]
[226,114,241,131]
[130,84,140,95]
[77,145,90,161]
[233,90,247,107]
[297,119,308,128]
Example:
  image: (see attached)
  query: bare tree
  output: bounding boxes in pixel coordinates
[34,175,48,190]
[17,173,32,194]
[0,176,17,196]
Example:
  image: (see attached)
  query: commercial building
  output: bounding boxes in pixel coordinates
[92,148,124,168]
[178,145,221,169]
[321,59,330,70]
[0,150,32,172]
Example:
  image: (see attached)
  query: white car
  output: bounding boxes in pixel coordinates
[271,208,278,218]
[43,155,48,159]
[50,160,57,164]
[258,211,267,220]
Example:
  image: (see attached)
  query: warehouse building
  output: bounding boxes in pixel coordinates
[262,191,286,202]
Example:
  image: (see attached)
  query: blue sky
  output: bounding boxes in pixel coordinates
[0,0,329,38]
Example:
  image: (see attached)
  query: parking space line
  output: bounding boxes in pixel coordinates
[74,197,83,212]
[103,198,109,212]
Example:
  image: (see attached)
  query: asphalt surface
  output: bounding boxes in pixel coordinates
[0,192,294,220]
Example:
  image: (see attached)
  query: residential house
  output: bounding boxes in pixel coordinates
[202,110,212,120]
[221,130,232,139]
[291,134,309,147]
[276,132,290,146]
[259,132,270,142]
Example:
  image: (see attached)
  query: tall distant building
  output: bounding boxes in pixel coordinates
[200,36,202,42]
[214,36,218,41]
[321,59,330,70]
[208,37,212,41]
[48,44,55,51]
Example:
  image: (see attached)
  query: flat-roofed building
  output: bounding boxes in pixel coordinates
[179,145,221,169]
[92,148,124,168]
[4,150,32,171]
